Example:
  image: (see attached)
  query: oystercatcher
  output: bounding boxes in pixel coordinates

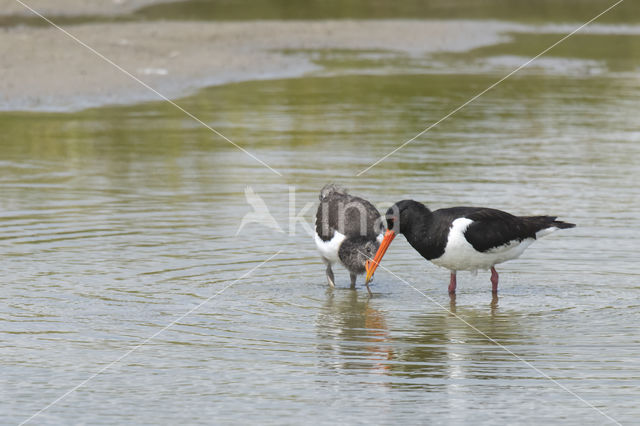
[314,184,385,294]
[365,200,575,294]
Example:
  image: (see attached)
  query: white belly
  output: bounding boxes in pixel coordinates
[314,231,346,264]
[431,218,535,272]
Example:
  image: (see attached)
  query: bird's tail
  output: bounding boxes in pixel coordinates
[319,183,347,201]
[525,216,576,238]
[551,219,576,229]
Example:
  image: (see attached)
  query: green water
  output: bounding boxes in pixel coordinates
[3,0,640,27]
[135,0,640,23]
[2,3,640,425]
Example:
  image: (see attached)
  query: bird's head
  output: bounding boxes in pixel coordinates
[386,199,429,234]
[365,200,429,284]
[339,237,380,275]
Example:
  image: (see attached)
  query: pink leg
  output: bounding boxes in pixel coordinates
[448,271,457,294]
[490,267,499,293]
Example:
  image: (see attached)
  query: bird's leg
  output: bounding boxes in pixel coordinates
[448,271,457,294]
[326,263,336,288]
[349,273,357,289]
[490,266,499,293]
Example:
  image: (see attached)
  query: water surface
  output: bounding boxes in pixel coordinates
[2,14,640,426]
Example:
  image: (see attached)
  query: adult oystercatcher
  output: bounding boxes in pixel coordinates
[314,184,385,294]
[365,200,575,294]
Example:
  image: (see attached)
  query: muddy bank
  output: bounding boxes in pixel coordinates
[1,19,525,111]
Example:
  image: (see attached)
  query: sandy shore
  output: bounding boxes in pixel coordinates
[0,19,522,111]
[0,0,177,16]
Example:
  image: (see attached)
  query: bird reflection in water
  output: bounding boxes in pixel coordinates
[389,295,525,389]
[315,289,393,374]
[448,293,500,315]
[316,288,526,390]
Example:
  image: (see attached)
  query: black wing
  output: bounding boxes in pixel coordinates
[315,193,383,241]
[460,208,563,252]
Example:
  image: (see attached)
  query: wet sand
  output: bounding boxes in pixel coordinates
[0,0,176,16]
[0,19,522,111]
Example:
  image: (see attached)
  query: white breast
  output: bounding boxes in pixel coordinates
[431,218,535,272]
[314,231,346,264]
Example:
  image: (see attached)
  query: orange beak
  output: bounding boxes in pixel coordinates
[365,229,396,284]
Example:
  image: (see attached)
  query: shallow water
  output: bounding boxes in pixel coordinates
[4,0,640,28]
[2,12,640,426]
[134,0,640,23]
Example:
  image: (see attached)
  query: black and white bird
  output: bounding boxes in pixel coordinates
[314,184,385,294]
[365,200,575,294]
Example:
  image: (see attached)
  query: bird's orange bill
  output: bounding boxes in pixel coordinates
[365,229,396,284]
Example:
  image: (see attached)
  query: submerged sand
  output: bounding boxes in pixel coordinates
[1,19,526,111]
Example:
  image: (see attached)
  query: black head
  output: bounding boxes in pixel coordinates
[338,237,380,274]
[385,200,431,235]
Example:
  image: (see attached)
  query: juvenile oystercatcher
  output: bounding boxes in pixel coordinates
[314,184,385,294]
[365,200,575,294]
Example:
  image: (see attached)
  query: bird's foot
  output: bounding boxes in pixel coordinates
[326,265,336,288]
[327,278,335,288]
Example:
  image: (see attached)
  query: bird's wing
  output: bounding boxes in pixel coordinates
[463,208,534,252]
[315,194,382,241]
[315,199,335,241]
[341,195,383,239]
